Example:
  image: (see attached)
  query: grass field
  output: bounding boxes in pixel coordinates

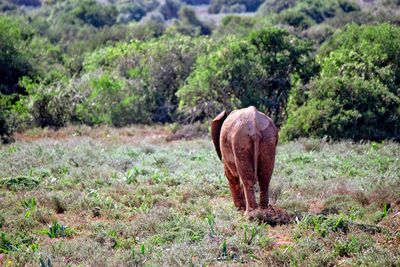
[0,126,399,266]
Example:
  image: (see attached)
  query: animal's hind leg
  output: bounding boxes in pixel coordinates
[258,139,277,209]
[233,149,258,215]
[224,166,245,211]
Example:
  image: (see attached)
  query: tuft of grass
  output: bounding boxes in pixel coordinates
[300,214,348,237]
[21,197,37,219]
[52,195,67,214]
[206,213,216,237]
[322,194,364,215]
[0,232,37,254]
[0,176,40,190]
[332,235,371,257]
[42,221,74,238]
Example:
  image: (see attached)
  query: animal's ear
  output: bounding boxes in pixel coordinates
[211,111,227,161]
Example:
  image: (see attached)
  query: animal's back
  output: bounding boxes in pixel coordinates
[219,107,278,175]
[221,106,277,144]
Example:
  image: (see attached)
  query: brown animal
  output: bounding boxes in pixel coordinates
[211,106,278,216]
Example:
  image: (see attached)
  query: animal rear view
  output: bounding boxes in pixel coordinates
[211,106,278,217]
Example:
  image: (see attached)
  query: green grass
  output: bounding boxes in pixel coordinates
[0,126,399,266]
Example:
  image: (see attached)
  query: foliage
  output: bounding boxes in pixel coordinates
[159,0,181,20]
[75,73,146,126]
[21,197,37,219]
[212,15,256,39]
[300,214,348,237]
[0,15,31,95]
[177,28,315,124]
[19,77,74,128]
[43,221,74,238]
[0,176,40,190]
[79,34,213,125]
[272,0,360,29]
[171,6,212,36]
[282,24,400,141]
[209,0,264,13]
[0,232,36,254]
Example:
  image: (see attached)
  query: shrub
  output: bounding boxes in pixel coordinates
[76,73,150,126]
[66,0,118,28]
[19,77,74,128]
[159,0,181,20]
[78,34,213,125]
[282,24,400,141]
[208,0,264,13]
[212,15,256,39]
[0,176,40,190]
[172,6,212,36]
[43,221,74,238]
[177,28,315,124]
[257,0,297,14]
[271,0,361,31]
[0,15,31,95]
[0,232,36,253]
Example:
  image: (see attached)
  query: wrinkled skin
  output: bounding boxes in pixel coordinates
[211,106,278,216]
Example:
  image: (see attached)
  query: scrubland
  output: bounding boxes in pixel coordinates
[0,126,399,266]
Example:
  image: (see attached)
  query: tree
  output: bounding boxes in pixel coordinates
[177,28,314,124]
[281,24,400,141]
[0,16,30,95]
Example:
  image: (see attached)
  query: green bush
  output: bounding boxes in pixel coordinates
[282,24,400,141]
[76,73,150,126]
[19,77,74,128]
[171,6,212,36]
[78,34,213,125]
[208,0,264,13]
[257,0,297,14]
[272,0,360,30]
[159,0,181,20]
[177,28,314,124]
[0,15,31,95]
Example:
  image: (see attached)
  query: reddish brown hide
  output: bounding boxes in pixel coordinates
[211,106,278,216]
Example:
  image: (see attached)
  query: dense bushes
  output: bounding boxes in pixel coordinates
[80,35,213,124]
[281,24,400,141]
[177,28,315,124]
[272,0,360,29]
[0,16,31,95]
[13,35,214,128]
[1,1,400,143]
[209,0,264,13]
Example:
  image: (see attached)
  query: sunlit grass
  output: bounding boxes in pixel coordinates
[0,126,399,266]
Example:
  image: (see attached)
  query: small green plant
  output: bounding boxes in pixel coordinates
[220,240,228,260]
[0,232,36,253]
[300,214,348,237]
[1,176,40,190]
[371,203,392,223]
[125,167,140,184]
[43,221,73,238]
[332,236,369,257]
[382,203,391,218]
[206,213,216,236]
[21,197,37,218]
[0,232,15,253]
[243,224,257,245]
[40,257,53,267]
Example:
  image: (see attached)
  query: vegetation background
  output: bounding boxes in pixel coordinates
[0,0,399,266]
[1,0,399,142]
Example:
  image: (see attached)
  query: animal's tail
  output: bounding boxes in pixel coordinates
[252,135,260,183]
